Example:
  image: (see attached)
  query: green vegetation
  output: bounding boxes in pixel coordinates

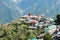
[55,14,60,25]
[0,19,37,40]
[37,26,42,36]
[43,33,52,40]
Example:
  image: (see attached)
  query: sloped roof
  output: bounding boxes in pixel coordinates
[45,25,56,32]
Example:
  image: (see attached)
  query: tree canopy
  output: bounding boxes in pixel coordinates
[43,33,52,40]
[55,14,60,25]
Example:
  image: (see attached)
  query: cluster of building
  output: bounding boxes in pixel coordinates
[20,13,59,40]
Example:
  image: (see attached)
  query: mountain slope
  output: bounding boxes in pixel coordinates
[0,0,23,24]
[0,0,60,24]
[15,0,60,18]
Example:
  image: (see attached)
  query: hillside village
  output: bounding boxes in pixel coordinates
[20,13,56,40]
[0,13,60,40]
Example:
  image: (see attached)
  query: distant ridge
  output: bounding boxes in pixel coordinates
[0,0,23,24]
[0,0,60,24]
